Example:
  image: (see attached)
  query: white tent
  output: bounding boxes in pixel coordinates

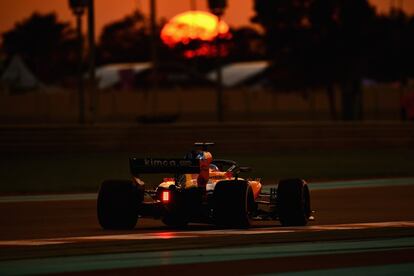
[96,62,151,89]
[207,61,269,87]
[1,55,42,92]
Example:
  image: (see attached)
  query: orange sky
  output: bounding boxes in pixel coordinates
[1,0,413,41]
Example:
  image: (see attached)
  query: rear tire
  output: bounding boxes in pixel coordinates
[159,187,200,228]
[97,180,143,230]
[277,179,311,226]
[213,180,255,228]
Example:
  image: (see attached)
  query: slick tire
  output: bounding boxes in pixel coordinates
[277,179,311,226]
[213,180,255,228]
[160,187,202,229]
[97,180,143,230]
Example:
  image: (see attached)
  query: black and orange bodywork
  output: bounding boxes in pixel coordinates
[127,143,282,226]
[98,143,313,229]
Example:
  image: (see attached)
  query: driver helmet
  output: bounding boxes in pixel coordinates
[209,164,220,172]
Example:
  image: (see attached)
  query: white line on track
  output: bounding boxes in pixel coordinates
[2,236,414,276]
[0,234,196,246]
[1,178,414,203]
[0,193,96,203]
[1,220,414,247]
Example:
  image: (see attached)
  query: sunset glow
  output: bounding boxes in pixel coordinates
[1,1,413,42]
[160,11,230,48]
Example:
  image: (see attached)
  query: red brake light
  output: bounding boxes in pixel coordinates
[225,172,233,178]
[162,191,170,203]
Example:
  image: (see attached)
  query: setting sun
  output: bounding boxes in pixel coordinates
[160,10,230,48]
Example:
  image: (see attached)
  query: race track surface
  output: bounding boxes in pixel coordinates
[1,179,414,275]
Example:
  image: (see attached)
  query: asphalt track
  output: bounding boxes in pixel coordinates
[1,178,414,275]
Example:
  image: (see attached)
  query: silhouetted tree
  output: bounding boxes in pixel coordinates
[228,26,266,61]
[1,13,78,84]
[308,0,339,118]
[253,0,379,120]
[252,0,309,60]
[252,0,316,91]
[335,0,376,120]
[368,9,414,84]
[98,11,152,64]
[307,0,377,120]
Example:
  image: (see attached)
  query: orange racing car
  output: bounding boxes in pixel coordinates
[97,142,313,229]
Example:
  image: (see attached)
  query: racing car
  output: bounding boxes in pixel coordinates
[97,142,313,229]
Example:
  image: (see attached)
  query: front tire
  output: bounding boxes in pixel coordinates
[277,179,311,226]
[97,180,143,230]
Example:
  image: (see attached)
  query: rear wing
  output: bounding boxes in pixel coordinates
[129,158,200,176]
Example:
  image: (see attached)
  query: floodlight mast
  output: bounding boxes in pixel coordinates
[87,0,97,124]
[69,0,88,16]
[208,0,227,16]
[207,0,227,122]
[150,0,159,116]
[69,0,88,124]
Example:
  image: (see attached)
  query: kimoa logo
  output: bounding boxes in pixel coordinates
[179,160,193,166]
[144,159,177,167]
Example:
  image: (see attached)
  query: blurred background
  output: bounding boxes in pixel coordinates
[1,0,414,123]
[0,0,413,193]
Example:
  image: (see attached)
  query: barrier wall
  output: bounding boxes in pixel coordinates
[1,122,413,153]
[0,86,405,123]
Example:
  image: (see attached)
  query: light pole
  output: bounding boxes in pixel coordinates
[190,0,197,10]
[208,0,227,122]
[150,0,158,116]
[87,0,97,123]
[69,0,88,124]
